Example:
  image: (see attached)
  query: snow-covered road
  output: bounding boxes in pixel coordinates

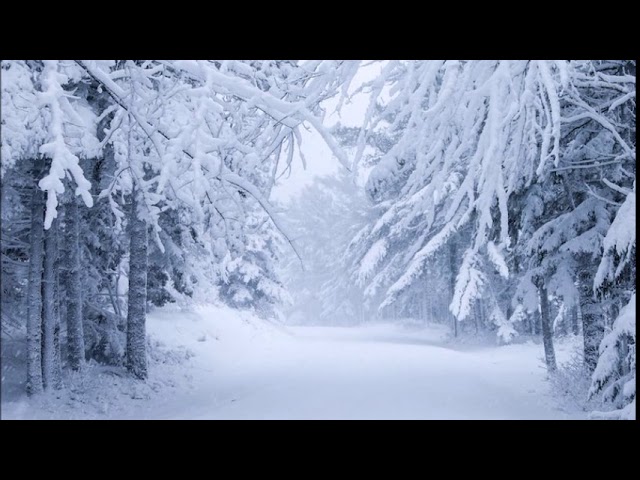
[1,306,584,420]
[155,325,580,420]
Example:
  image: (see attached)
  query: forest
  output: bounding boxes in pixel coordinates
[0,60,635,420]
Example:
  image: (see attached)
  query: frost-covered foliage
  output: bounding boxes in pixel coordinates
[588,181,636,419]
[0,164,32,336]
[1,61,48,173]
[350,60,634,321]
[1,59,358,390]
[595,182,636,290]
[81,59,358,299]
[219,207,292,319]
[1,61,97,221]
[589,295,636,420]
[548,343,600,414]
[341,60,635,417]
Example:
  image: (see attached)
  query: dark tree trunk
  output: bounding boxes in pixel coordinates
[52,260,63,389]
[65,195,85,371]
[41,217,61,389]
[26,184,45,396]
[449,241,458,337]
[522,311,530,336]
[539,285,557,372]
[474,302,479,334]
[578,272,604,373]
[570,303,580,336]
[531,307,540,336]
[126,189,149,380]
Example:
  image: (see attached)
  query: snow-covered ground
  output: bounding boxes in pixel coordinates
[1,305,585,420]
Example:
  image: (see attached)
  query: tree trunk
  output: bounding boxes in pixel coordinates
[478,299,485,331]
[449,241,458,337]
[578,272,604,373]
[556,303,567,337]
[619,334,630,377]
[568,304,580,335]
[571,304,582,335]
[522,310,530,335]
[539,284,557,372]
[576,299,583,335]
[41,217,61,389]
[126,189,149,380]
[474,302,479,334]
[531,307,539,336]
[52,259,63,388]
[26,184,45,396]
[65,195,85,370]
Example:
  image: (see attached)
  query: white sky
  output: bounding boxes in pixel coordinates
[270,62,384,204]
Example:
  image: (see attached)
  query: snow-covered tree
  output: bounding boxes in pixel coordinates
[589,180,635,419]
[589,294,635,420]
[219,208,291,319]
[2,60,98,390]
[2,59,359,386]
[283,171,372,325]
[346,60,635,376]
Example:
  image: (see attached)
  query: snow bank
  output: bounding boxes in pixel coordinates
[1,303,286,420]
